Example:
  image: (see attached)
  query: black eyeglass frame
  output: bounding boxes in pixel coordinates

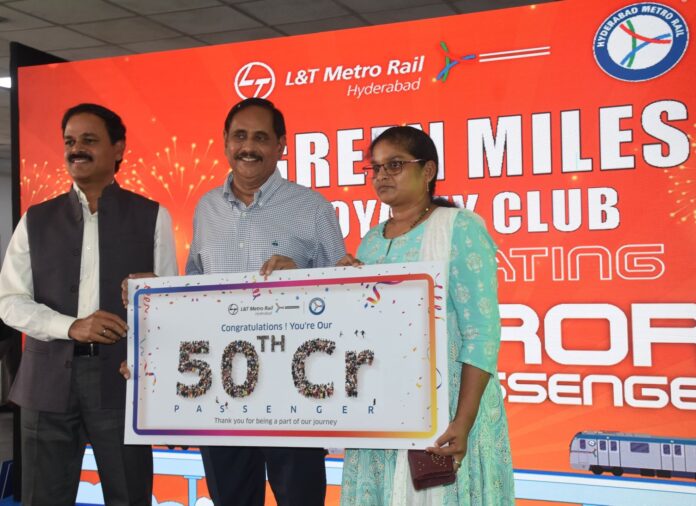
[362,159,425,178]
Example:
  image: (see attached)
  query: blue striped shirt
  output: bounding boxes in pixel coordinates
[186,169,346,275]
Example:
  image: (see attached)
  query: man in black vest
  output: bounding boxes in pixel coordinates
[0,103,178,505]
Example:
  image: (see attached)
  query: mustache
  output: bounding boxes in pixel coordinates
[235,151,262,161]
[68,152,93,163]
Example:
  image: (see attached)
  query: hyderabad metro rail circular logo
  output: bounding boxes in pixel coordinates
[308,297,325,315]
[593,3,688,82]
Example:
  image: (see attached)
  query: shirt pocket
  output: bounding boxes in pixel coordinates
[255,239,312,269]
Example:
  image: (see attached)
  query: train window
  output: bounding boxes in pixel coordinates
[663,444,670,455]
[599,441,606,450]
[579,440,586,449]
[610,441,617,451]
[675,445,682,456]
[630,442,649,453]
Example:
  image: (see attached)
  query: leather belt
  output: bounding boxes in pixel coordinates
[73,342,99,356]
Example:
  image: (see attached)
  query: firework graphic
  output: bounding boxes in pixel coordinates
[664,125,696,226]
[666,167,696,225]
[118,136,229,269]
[118,136,223,203]
[19,159,72,212]
[667,166,695,223]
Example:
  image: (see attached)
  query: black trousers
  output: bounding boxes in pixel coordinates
[201,446,326,506]
[20,356,152,506]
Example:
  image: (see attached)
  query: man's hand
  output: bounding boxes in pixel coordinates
[119,360,131,379]
[68,310,127,344]
[260,255,297,276]
[336,254,363,267]
[121,272,157,307]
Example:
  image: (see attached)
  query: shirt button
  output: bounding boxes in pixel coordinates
[242,212,247,217]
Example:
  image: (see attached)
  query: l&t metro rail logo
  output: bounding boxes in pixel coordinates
[234,61,276,99]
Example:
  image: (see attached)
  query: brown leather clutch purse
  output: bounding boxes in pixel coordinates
[407,450,456,490]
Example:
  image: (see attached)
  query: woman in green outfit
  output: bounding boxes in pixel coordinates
[338,126,514,505]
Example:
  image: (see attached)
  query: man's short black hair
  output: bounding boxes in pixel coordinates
[61,103,126,144]
[223,98,286,139]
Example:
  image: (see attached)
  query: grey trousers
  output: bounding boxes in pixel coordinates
[0,335,19,405]
[20,356,152,506]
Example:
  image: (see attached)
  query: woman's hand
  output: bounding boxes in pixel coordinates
[336,254,363,267]
[427,363,490,471]
[426,418,469,471]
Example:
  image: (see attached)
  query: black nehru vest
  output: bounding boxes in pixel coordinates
[10,183,158,412]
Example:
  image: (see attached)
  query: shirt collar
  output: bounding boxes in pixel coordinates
[223,168,284,207]
[71,181,117,214]
[71,182,92,212]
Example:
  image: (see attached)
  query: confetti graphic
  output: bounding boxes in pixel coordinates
[364,281,403,307]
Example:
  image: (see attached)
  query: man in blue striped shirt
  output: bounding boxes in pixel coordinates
[188,98,346,506]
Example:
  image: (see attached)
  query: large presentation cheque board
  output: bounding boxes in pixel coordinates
[125,262,448,448]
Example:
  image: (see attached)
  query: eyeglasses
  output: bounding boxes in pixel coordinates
[363,159,424,178]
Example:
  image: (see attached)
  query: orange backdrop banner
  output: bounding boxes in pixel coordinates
[17,0,695,478]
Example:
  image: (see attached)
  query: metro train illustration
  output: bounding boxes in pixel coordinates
[570,431,696,479]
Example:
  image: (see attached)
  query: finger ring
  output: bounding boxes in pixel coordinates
[101,328,107,336]
[453,458,461,466]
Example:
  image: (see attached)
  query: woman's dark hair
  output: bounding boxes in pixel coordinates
[369,126,456,207]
